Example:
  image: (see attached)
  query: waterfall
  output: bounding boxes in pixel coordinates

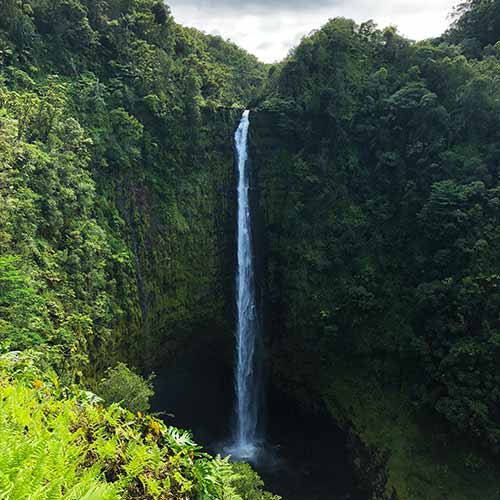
[232,110,261,459]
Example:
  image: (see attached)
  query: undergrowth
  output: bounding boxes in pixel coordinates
[0,352,277,500]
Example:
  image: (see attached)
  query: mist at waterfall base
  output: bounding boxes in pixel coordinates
[150,112,368,500]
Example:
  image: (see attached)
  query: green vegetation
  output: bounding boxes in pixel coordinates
[324,364,500,499]
[96,362,155,414]
[229,464,280,500]
[0,354,276,500]
[447,0,500,55]
[2,0,500,497]
[252,4,500,498]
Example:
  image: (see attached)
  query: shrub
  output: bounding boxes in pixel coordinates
[96,362,154,413]
[231,463,281,500]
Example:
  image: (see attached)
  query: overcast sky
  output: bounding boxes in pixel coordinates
[167,0,460,63]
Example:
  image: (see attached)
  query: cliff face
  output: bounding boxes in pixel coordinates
[0,85,241,377]
[248,15,500,493]
[0,0,266,377]
[248,106,500,500]
[113,108,240,369]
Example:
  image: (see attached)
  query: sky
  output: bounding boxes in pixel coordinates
[166,0,460,63]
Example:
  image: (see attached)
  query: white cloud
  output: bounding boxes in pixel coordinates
[167,0,459,63]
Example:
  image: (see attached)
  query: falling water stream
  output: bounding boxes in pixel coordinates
[230,110,262,460]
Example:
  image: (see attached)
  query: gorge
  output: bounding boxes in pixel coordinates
[1,0,500,499]
[150,110,371,500]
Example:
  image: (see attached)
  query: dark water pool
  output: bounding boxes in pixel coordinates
[150,339,368,500]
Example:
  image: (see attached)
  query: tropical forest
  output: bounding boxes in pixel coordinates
[0,0,500,499]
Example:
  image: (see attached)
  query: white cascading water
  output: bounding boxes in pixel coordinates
[232,110,261,459]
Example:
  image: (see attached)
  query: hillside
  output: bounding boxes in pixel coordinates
[0,0,272,498]
[252,10,500,500]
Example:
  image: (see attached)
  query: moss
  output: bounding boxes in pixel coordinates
[322,363,500,500]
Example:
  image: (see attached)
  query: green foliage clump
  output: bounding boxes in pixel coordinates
[447,0,500,55]
[97,362,154,414]
[0,256,50,351]
[0,368,268,500]
[230,463,281,500]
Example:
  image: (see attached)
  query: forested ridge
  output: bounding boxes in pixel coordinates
[0,0,266,375]
[1,0,500,498]
[0,0,274,498]
[251,2,500,497]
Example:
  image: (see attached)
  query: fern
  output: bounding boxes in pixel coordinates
[0,372,275,500]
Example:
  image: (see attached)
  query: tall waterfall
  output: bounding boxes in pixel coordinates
[232,110,261,459]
